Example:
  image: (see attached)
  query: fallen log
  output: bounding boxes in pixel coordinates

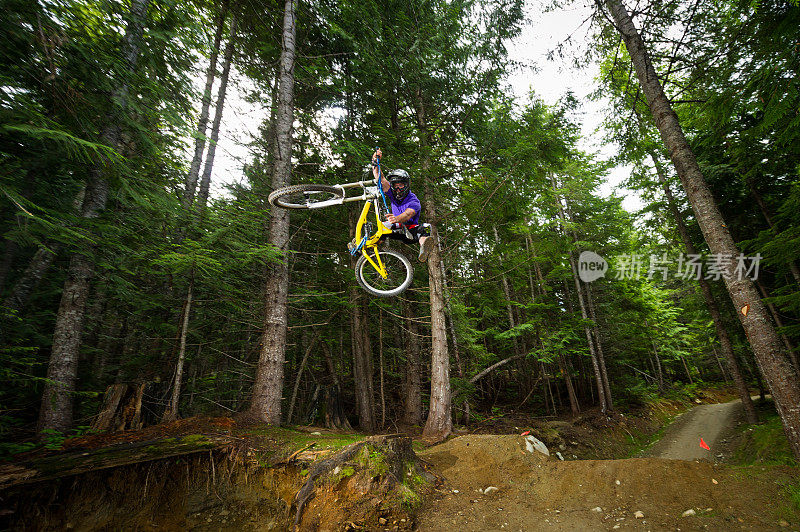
[0,434,232,491]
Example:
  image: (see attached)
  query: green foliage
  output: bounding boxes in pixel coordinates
[2,0,793,443]
[398,461,429,511]
[358,445,390,476]
[734,406,795,466]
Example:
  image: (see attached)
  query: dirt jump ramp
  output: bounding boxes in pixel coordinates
[418,434,797,531]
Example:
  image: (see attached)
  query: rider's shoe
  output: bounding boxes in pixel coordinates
[418,236,434,263]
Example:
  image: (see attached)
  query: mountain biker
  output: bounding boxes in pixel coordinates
[372,149,434,263]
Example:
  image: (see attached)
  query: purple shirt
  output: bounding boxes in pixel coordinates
[388,190,421,226]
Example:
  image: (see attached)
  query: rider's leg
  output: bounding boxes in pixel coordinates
[418,236,434,262]
[417,226,435,262]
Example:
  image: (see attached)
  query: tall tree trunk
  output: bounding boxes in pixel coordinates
[651,152,757,422]
[446,295,469,425]
[162,281,193,422]
[0,238,19,293]
[681,356,694,384]
[401,293,423,425]
[351,292,375,431]
[558,281,583,413]
[247,0,296,424]
[524,234,545,299]
[379,309,386,428]
[604,0,800,456]
[320,340,352,431]
[645,319,665,392]
[552,176,608,412]
[182,0,230,208]
[167,12,236,422]
[346,193,375,431]
[415,90,452,441]
[37,0,148,436]
[286,329,319,424]
[493,225,522,356]
[712,346,729,382]
[562,194,613,411]
[559,354,580,415]
[2,244,61,318]
[3,188,84,316]
[196,14,238,213]
[585,283,613,411]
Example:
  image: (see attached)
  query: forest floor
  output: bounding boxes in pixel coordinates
[5,387,799,531]
[416,396,799,531]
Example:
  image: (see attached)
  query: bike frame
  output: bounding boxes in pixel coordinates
[297,179,377,209]
[352,188,395,278]
[290,178,394,279]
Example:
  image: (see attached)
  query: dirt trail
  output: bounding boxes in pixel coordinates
[642,398,747,460]
[417,404,797,531]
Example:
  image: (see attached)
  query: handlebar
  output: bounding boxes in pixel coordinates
[373,146,390,211]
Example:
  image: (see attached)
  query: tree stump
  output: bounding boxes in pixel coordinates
[323,385,353,431]
[91,383,147,433]
[291,434,431,529]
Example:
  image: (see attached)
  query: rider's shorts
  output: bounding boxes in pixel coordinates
[385,223,431,245]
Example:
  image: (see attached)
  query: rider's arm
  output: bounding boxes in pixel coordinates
[386,207,417,224]
[372,149,390,192]
[392,208,417,224]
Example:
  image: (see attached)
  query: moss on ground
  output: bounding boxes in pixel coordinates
[238,426,365,454]
[356,445,390,476]
[732,400,795,467]
[393,459,429,511]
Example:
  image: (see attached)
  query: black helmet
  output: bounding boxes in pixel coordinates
[387,169,411,200]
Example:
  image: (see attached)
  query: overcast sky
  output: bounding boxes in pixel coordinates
[508,1,640,211]
[203,1,642,211]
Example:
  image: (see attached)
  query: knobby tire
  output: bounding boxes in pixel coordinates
[355,249,413,298]
[268,184,343,209]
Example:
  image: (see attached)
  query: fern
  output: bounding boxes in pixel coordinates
[0,124,123,165]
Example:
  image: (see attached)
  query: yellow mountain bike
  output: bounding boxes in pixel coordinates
[268,173,414,298]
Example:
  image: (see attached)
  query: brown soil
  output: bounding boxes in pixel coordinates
[6,390,794,531]
[418,434,797,531]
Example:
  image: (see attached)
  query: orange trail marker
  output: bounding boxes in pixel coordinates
[741,304,750,316]
[700,438,710,450]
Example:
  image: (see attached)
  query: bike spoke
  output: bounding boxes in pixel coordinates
[359,251,411,295]
[294,191,334,206]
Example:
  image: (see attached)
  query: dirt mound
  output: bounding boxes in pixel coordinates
[418,435,799,531]
[421,435,551,489]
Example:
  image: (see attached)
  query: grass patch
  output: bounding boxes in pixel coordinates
[615,395,687,458]
[624,418,674,457]
[734,407,795,467]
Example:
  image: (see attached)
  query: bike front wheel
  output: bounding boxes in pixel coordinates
[268,184,344,209]
[355,249,413,298]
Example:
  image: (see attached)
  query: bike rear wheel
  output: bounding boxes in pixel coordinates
[355,249,413,298]
[268,184,343,209]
